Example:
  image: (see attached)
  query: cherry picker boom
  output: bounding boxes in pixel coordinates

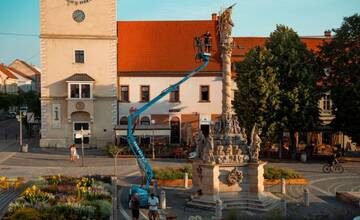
[127,52,210,206]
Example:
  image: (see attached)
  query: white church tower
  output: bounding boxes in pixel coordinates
[40,0,117,148]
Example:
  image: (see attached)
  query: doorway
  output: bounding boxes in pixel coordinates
[170,117,180,144]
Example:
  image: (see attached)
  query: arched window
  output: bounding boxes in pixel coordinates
[140,116,151,125]
[119,116,128,125]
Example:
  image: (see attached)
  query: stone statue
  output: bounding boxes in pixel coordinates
[241,128,247,143]
[250,124,261,162]
[225,144,233,163]
[185,123,193,146]
[233,145,243,163]
[216,145,225,164]
[195,130,206,158]
[233,116,241,134]
[226,167,243,186]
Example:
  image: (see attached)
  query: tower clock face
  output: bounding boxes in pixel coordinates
[73,10,86,23]
[66,0,92,4]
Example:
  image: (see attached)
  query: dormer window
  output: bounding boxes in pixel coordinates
[69,83,92,99]
[66,74,95,99]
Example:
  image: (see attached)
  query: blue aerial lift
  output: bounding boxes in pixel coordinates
[127,48,210,206]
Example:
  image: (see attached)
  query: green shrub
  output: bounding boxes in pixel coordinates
[9,208,41,220]
[153,166,192,180]
[85,200,112,219]
[264,167,302,180]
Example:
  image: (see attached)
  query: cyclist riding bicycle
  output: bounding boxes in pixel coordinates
[328,151,340,166]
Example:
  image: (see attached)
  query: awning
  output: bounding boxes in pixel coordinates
[115,124,171,136]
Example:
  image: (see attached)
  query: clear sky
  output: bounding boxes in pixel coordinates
[0,0,359,66]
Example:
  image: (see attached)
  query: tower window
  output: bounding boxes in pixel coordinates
[75,50,85,63]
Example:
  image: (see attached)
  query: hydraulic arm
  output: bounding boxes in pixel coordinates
[127,53,210,205]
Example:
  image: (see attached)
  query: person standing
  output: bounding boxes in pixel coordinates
[70,144,77,162]
[130,193,140,220]
[148,193,159,220]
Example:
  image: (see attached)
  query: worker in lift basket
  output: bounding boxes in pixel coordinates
[204,31,212,53]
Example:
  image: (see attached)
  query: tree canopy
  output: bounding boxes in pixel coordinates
[319,14,360,143]
[234,25,321,158]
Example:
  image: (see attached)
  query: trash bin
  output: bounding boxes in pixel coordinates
[21,144,28,153]
[300,151,307,163]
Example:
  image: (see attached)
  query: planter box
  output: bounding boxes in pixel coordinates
[264,178,309,185]
[156,179,193,188]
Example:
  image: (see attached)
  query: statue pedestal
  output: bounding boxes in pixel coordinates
[188,160,279,212]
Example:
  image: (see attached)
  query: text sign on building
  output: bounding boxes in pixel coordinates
[52,104,61,129]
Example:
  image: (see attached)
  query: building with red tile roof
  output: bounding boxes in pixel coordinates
[117,20,222,75]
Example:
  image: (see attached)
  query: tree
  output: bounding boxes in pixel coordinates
[234,25,321,159]
[319,14,360,143]
[234,46,280,142]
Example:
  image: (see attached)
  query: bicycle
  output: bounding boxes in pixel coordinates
[322,160,344,173]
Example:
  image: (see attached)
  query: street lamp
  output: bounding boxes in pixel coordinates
[151,119,156,159]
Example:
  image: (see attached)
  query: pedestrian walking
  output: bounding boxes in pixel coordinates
[130,193,140,220]
[148,193,159,220]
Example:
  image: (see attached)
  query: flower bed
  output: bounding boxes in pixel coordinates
[3,175,113,220]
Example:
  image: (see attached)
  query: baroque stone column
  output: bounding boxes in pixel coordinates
[219,5,235,117]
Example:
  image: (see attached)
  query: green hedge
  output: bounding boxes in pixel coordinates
[153,166,192,180]
[264,167,302,180]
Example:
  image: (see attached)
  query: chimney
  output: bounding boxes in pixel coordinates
[211,13,218,21]
[324,30,331,37]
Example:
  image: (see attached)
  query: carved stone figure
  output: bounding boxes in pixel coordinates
[250,124,262,162]
[226,167,243,186]
[225,144,233,163]
[241,128,247,143]
[233,145,243,163]
[195,130,206,158]
[216,145,225,164]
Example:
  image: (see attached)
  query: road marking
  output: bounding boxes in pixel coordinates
[308,184,333,196]
[118,187,131,220]
[125,171,140,177]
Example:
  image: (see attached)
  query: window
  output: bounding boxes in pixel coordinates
[322,94,331,112]
[169,86,180,102]
[119,116,128,125]
[120,85,129,102]
[73,122,90,144]
[140,86,150,102]
[75,50,85,63]
[69,83,92,99]
[140,116,151,125]
[200,85,210,102]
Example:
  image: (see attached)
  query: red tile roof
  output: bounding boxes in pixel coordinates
[117,20,222,74]
[232,37,330,62]
[0,64,17,79]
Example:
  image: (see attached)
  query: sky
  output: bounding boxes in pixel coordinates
[0,0,359,67]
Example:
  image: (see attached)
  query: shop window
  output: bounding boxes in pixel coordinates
[140,116,151,125]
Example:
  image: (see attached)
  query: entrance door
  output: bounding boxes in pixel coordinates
[201,124,210,137]
[170,117,180,144]
[73,122,90,144]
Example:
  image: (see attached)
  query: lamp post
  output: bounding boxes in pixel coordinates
[151,119,156,159]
